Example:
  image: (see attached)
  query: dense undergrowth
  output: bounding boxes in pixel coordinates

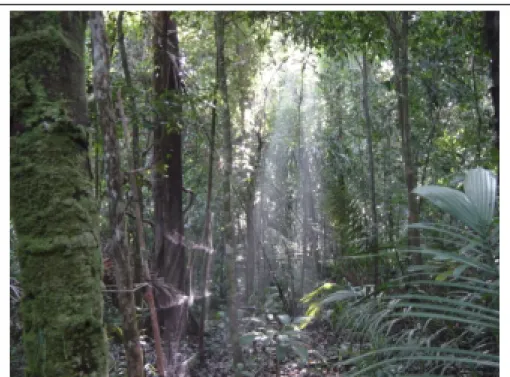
[302,168,499,376]
[10,168,498,377]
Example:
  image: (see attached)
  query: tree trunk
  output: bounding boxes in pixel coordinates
[297,61,309,299]
[245,196,256,300]
[331,83,347,260]
[199,67,218,365]
[152,11,187,360]
[383,112,404,275]
[245,127,264,301]
[258,168,270,294]
[215,11,243,368]
[361,50,380,287]
[235,31,258,303]
[484,11,499,153]
[307,179,319,282]
[118,10,144,307]
[118,91,167,377]
[400,12,420,255]
[10,11,108,377]
[90,11,144,377]
[387,12,421,263]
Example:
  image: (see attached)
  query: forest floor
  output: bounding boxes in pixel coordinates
[184,315,348,377]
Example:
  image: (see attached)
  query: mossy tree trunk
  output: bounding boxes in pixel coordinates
[10,11,108,377]
[90,11,144,377]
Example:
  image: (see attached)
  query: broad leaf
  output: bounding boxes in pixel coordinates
[413,185,480,232]
[321,289,362,306]
[464,168,497,234]
[239,333,260,345]
[292,343,308,362]
[277,314,291,325]
[276,344,287,361]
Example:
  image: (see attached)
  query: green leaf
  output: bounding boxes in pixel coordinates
[399,248,496,275]
[389,302,498,325]
[338,346,498,376]
[277,314,291,325]
[387,294,499,317]
[321,290,362,306]
[464,168,497,234]
[453,264,469,278]
[292,343,308,362]
[413,185,480,232]
[276,344,287,361]
[413,168,497,235]
[292,316,310,325]
[435,269,452,281]
[239,333,258,345]
[391,311,498,329]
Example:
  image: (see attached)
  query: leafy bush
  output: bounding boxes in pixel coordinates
[322,168,499,376]
[239,314,310,375]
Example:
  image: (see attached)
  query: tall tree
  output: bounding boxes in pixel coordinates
[117,10,144,304]
[245,127,264,301]
[152,11,187,359]
[90,11,144,377]
[198,72,218,364]
[360,49,379,287]
[118,93,167,377]
[215,11,243,368]
[386,12,421,261]
[10,11,108,377]
[298,60,309,300]
[484,11,499,153]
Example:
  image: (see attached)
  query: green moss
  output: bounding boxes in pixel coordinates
[11,124,107,377]
[10,11,107,377]
[10,12,87,127]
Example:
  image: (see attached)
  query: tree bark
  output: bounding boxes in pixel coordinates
[361,50,379,287]
[387,12,421,263]
[401,12,420,256]
[118,91,167,377]
[484,11,499,153]
[199,66,218,365]
[245,128,264,301]
[10,11,108,377]
[152,11,187,360]
[215,11,243,368]
[297,61,309,299]
[118,10,144,306]
[90,11,144,377]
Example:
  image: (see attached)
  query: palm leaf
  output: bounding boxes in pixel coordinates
[464,168,497,234]
[413,168,497,236]
[336,168,499,376]
[413,185,481,232]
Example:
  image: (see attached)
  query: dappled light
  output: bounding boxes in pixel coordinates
[10,9,499,377]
